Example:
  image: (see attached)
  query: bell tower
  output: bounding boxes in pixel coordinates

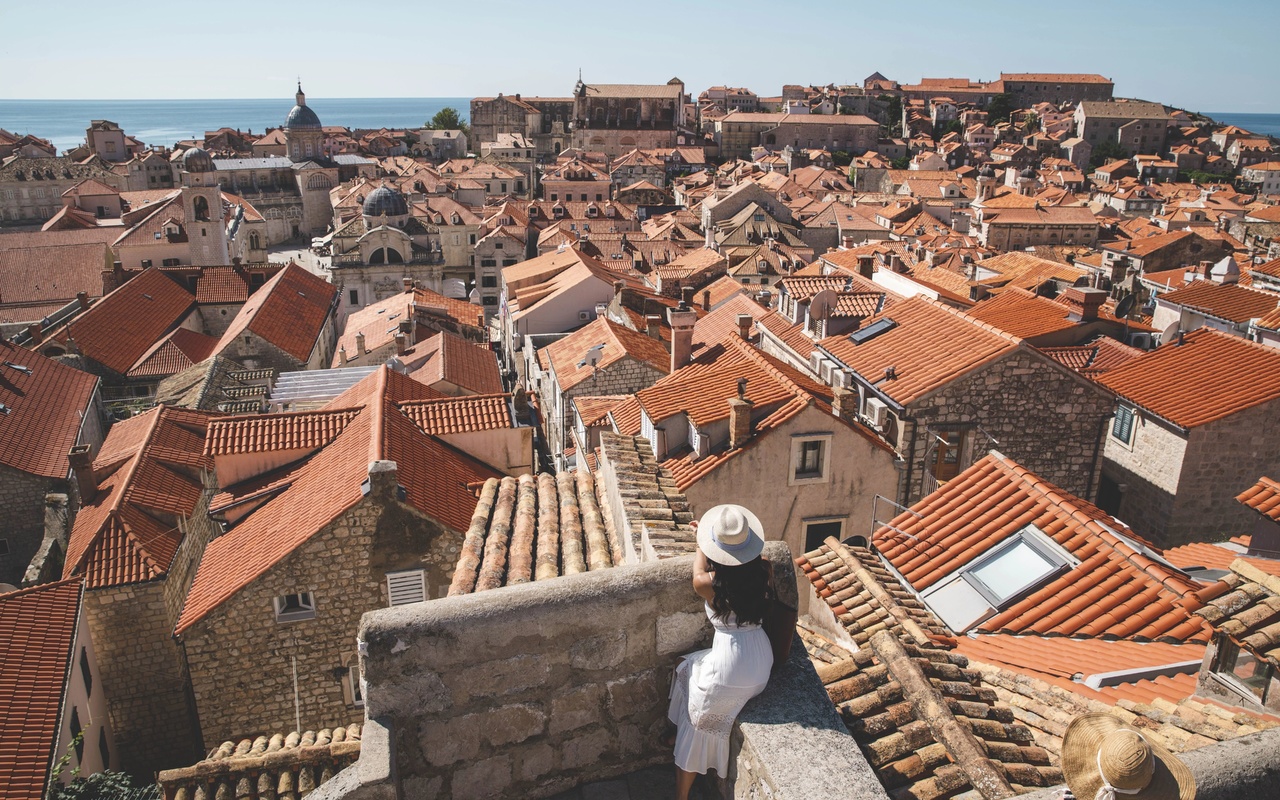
[179,148,229,265]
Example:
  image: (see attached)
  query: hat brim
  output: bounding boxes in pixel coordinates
[696,504,765,566]
[1062,713,1195,800]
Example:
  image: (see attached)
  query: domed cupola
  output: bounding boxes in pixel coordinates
[182,147,214,173]
[362,184,410,228]
[285,83,323,130]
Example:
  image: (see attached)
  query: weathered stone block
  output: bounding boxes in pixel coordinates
[549,684,605,735]
[561,728,614,771]
[606,670,660,720]
[451,753,512,800]
[657,611,708,655]
[514,741,556,784]
[570,630,627,671]
[482,703,546,747]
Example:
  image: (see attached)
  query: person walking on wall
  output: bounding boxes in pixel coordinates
[667,504,774,800]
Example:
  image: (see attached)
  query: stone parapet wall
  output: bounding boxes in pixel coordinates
[339,542,856,799]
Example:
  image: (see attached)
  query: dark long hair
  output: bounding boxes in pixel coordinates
[708,557,773,625]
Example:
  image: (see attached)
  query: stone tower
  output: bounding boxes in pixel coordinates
[284,83,325,162]
[180,147,229,265]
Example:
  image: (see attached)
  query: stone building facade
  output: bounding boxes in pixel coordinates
[0,466,59,585]
[0,156,124,227]
[81,487,218,775]
[470,94,574,159]
[1101,397,1280,546]
[178,464,464,747]
[569,79,688,157]
[715,113,879,160]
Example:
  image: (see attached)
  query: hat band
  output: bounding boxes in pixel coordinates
[1095,749,1145,800]
[716,536,756,552]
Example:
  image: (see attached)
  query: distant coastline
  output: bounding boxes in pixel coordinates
[0,97,473,152]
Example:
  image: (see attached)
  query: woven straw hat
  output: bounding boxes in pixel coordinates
[696,504,765,566]
[1061,713,1195,800]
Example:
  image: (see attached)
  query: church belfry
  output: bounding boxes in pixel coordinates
[284,82,325,163]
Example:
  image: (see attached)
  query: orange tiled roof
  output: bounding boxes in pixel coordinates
[1038,336,1143,377]
[1098,328,1280,428]
[1165,538,1280,578]
[216,263,336,363]
[756,310,817,360]
[333,292,415,367]
[412,287,485,327]
[206,408,360,456]
[176,368,503,634]
[818,295,1021,406]
[64,407,216,589]
[1157,280,1279,324]
[404,331,504,395]
[967,288,1079,339]
[953,634,1203,705]
[1238,477,1280,523]
[544,317,669,391]
[572,395,630,428]
[690,292,768,358]
[1195,560,1280,668]
[874,453,1213,643]
[61,268,196,375]
[399,393,513,435]
[0,340,99,479]
[126,327,219,379]
[0,578,83,800]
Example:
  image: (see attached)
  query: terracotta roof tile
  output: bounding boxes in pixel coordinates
[756,310,817,359]
[1165,538,1280,578]
[544,317,669,392]
[1038,337,1143,377]
[690,293,768,357]
[216,263,336,363]
[192,266,257,304]
[819,295,1021,406]
[64,406,216,588]
[206,408,360,456]
[60,268,195,375]
[1098,329,1280,428]
[1157,281,1279,324]
[126,326,219,378]
[1194,560,1280,668]
[0,579,83,800]
[333,292,415,367]
[0,340,99,479]
[411,287,486,328]
[968,288,1079,339]
[1238,477,1280,523]
[399,393,513,435]
[404,331,503,395]
[0,242,109,313]
[571,395,630,428]
[177,368,502,634]
[874,453,1212,642]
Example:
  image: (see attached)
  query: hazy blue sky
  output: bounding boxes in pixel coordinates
[2,0,1275,113]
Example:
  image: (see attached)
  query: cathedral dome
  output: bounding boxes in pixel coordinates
[182,147,214,173]
[363,185,409,218]
[977,163,995,179]
[285,84,322,129]
[1019,166,1038,179]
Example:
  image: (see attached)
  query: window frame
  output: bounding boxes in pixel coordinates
[789,433,832,486]
[802,517,845,553]
[273,592,316,623]
[1111,404,1136,447]
[1213,636,1275,703]
[960,526,1075,607]
[386,569,427,607]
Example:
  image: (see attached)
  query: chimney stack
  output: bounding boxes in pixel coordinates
[681,285,695,307]
[736,313,753,340]
[667,302,697,372]
[645,315,662,339]
[702,289,712,312]
[355,332,367,356]
[403,277,414,293]
[858,255,874,280]
[842,235,856,249]
[728,381,754,449]
[76,291,90,310]
[68,444,97,503]
[831,386,858,425]
[26,322,42,345]
[1061,286,1106,323]
[338,345,348,366]
[394,332,408,355]
[613,280,626,301]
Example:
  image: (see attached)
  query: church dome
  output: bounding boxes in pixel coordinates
[363,185,408,218]
[285,84,322,129]
[182,147,214,173]
[977,163,995,179]
[1019,166,1038,179]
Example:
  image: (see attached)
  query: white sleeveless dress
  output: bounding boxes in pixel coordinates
[667,603,773,775]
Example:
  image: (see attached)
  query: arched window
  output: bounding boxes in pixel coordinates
[192,195,210,221]
[249,231,261,250]
[307,174,332,191]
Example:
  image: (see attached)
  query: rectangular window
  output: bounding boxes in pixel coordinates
[481,275,497,288]
[803,518,845,553]
[273,592,315,622]
[349,665,365,708]
[386,569,427,606]
[98,727,110,769]
[70,707,84,761]
[80,647,92,698]
[1112,405,1134,445]
[1216,637,1274,702]
[790,434,831,485]
[349,289,359,305]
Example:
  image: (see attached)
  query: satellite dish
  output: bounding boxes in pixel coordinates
[1115,294,1136,319]
[1160,320,1180,346]
[810,289,839,321]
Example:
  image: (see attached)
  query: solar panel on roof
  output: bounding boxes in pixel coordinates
[848,318,897,344]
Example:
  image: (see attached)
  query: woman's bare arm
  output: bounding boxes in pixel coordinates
[691,522,715,602]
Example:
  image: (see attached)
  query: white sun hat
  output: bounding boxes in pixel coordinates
[696,504,765,566]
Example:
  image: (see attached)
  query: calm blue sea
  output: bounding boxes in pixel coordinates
[0,98,472,153]
[1202,112,1280,137]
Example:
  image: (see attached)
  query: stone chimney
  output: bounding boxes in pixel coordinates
[645,315,662,340]
[681,285,695,307]
[338,345,347,366]
[736,313,753,340]
[394,332,408,355]
[27,322,42,344]
[403,277,414,293]
[831,386,858,425]
[67,444,97,503]
[76,291,90,310]
[613,280,626,301]
[857,255,874,280]
[702,289,712,311]
[1061,286,1106,323]
[842,235,856,249]
[398,319,412,339]
[728,380,754,449]
[355,332,367,356]
[364,460,400,501]
[667,301,697,372]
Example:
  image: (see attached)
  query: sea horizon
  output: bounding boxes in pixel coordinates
[1,97,1277,154]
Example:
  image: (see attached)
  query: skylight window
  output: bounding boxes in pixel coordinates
[966,536,1062,605]
[848,318,897,344]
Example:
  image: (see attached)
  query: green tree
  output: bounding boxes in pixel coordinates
[890,155,911,170]
[1090,138,1129,169]
[878,94,903,135]
[832,150,852,167]
[51,771,145,800]
[986,93,1014,124]
[427,107,470,138]
[1022,112,1040,133]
